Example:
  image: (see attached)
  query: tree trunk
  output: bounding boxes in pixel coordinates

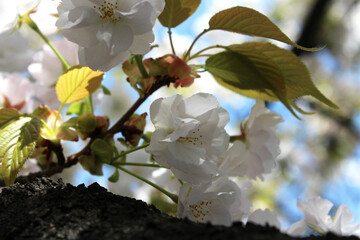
[0,177,357,240]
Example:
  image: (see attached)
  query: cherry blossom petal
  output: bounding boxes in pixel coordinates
[146,93,230,184]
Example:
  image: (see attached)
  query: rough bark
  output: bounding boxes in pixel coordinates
[0,178,358,240]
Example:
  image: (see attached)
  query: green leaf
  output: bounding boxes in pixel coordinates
[158,0,201,28]
[205,50,298,117]
[228,42,337,108]
[101,85,111,95]
[79,155,103,176]
[60,117,78,128]
[91,139,113,164]
[208,7,322,51]
[77,113,97,133]
[205,43,337,118]
[0,108,21,128]
[56,65,104,104]
[108,168,119,183]
[66,101,92,116]
[0,117,40,185]
[56,127,79,142]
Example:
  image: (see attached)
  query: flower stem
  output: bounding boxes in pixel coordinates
[134,55,149,78]
[23,14,71,70]
[112,143,150,162]
[168,27,176,55]
[117,165,178,203]
[113,162,166,168]
[38,31,71,70]
[141,134,151,143]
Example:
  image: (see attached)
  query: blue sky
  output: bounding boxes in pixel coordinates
[80,0,360,228]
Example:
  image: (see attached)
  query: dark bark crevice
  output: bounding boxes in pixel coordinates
[0,177,358,240]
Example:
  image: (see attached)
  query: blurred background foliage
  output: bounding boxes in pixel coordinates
[53,0,360,227]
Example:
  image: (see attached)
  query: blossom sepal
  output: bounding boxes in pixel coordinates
[123,54,200,96]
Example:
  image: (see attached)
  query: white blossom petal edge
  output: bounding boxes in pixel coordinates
[146,93,230,184]
[177,176,251,226]
[56,0,165,71]
[247,209,281,229]
[0,0,35,34]
[219,100,282,180]
[286,197,360,237]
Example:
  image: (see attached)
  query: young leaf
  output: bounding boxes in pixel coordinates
[77,113,97,133]
[228,42,337,108]
[208,7,322,51]
[0,108,21,128]
[101,85,111,95]
[79,155,103,176]
[108,168,120,183]
[158,0,201,28]
[91,139,114,164]
[205,50,298,117]
[0,117,40,185]
[66,101,92,116]
[56,65,104,104]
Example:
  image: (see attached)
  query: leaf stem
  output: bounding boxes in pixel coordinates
[39,118,54,136]
[54,103,65,130]
[117,165,178,203]
[85,95,94,113]
[183,29,209,61]
[188,45,226,61]
[168,27,177,55]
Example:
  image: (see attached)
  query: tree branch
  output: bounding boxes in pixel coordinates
[0,76,175,187]
[292,0,333,56]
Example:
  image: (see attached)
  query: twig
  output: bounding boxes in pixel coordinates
[0,75,174,187]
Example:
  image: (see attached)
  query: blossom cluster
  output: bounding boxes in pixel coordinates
[0,0,164,113]
[146,93,283,226]
[1,0,359,237]
[56,0,165,71]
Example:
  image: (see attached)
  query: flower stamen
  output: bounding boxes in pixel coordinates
[94,1,120,22]
[177,128,204,146]
[190,200,213,222]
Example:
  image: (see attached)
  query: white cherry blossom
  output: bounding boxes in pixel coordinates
[177,176,251,226]
[146,93,230,184]
[0,0,35,34]
[286,197,360,237]
[219,100,282,180]
[0,72,34,112]
[0,30,34,72]
[28,37,79,86]
[56,0,165,71]
[30,0,61,35]
[247,209,281,229]
[0,72,61,112]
